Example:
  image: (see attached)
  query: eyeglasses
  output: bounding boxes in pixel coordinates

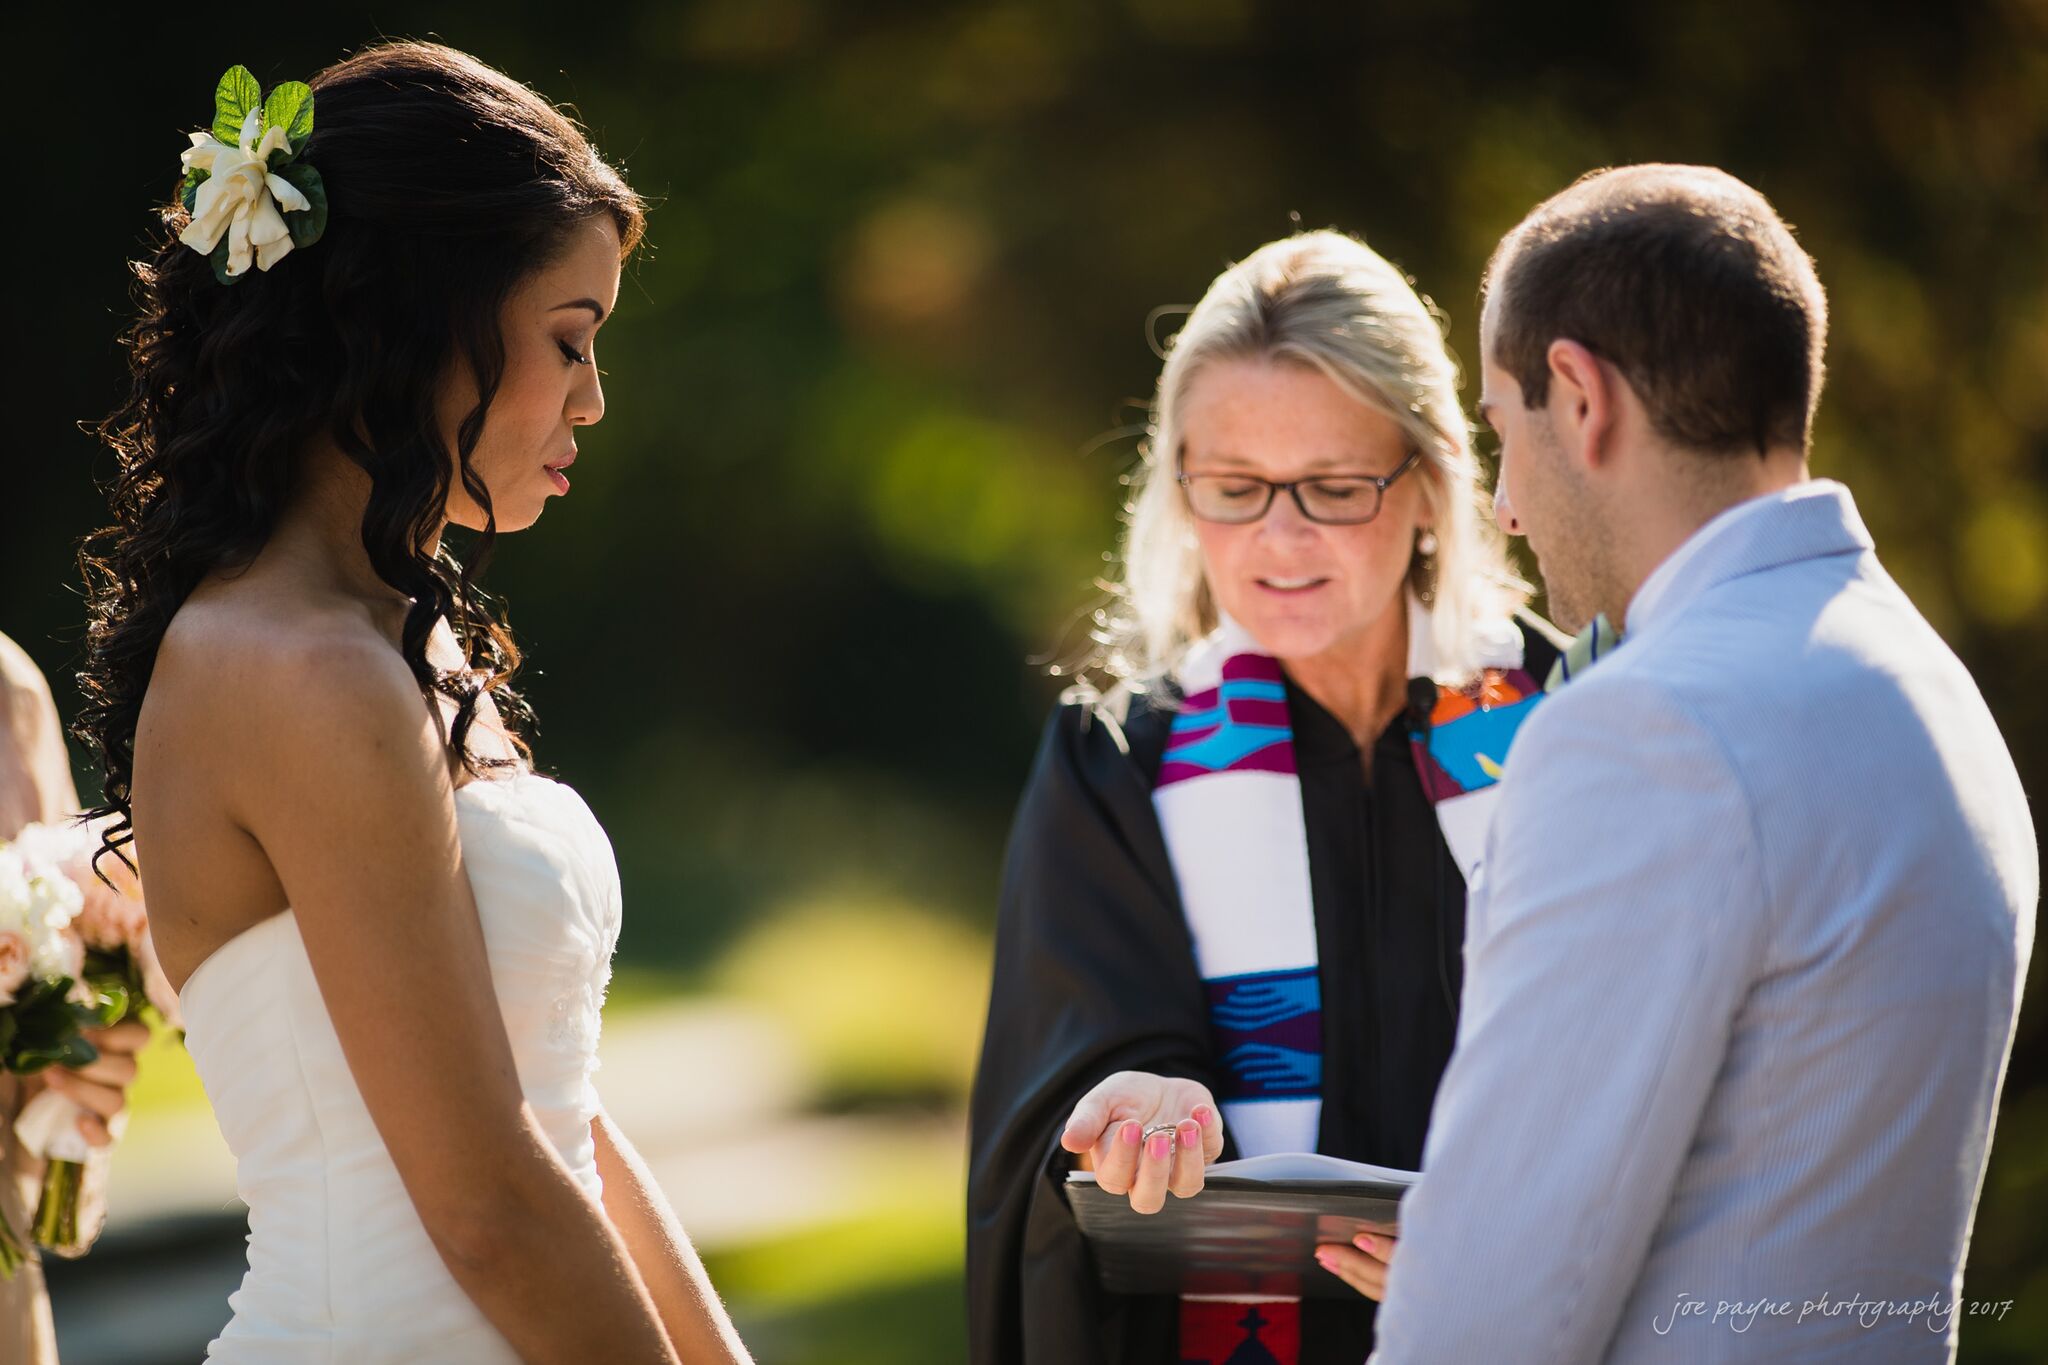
[1177,448,1421,525]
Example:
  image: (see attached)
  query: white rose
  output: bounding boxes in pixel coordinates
[2,834,83,982]
[0,846,32,933]
[179,107,313,278]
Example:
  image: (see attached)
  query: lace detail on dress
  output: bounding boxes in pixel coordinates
[546,963,609,1057]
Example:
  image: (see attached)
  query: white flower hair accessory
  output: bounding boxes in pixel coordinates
[178,65,328,283]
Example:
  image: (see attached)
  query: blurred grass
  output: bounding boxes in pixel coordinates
[734,1273,966,1365]
[709,1124,968,1365]
[708,1184,962,1309]
[712,893,992,1109]
[123,1021,206,1116]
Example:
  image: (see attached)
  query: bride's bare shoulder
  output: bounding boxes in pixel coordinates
[149,578,424,756]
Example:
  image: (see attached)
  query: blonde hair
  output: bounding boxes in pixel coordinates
[1074,231,1530,701]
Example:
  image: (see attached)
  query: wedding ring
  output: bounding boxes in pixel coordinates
[1142,1122,1179,1143]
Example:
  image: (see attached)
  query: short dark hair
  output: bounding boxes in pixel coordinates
[1486,164,1827,457]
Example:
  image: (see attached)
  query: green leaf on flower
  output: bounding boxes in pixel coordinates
[277,161,329,249]
[180,168,205,214]
[262,80,314,153]
[212,65,262,147]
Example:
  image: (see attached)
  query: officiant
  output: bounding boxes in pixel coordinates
[966,233,1563,1365]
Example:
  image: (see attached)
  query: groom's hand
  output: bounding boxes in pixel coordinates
[1060,1071,1224,1214]
[1315,1228,1398,1301]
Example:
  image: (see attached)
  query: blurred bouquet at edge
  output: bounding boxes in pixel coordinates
[0,819,177,1276]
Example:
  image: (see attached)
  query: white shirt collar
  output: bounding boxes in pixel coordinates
[1625,481,1816,635]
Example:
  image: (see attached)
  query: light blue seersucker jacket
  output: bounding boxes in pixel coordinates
[1373,480,2037,1363]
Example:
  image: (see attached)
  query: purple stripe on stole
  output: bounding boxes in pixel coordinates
[1229,1010,1320,1053]
[1501,667,1540,696]
[1157,741,1297,786]
[1227,696,1290,728]
[1162,741,1296,781]
[1409,741,1465,803]
[1166,723,1222,751]
[1233,743,1296,774]
[1221,654,1287,682]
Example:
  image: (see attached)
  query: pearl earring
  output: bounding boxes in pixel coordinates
[1417,530,1439,556]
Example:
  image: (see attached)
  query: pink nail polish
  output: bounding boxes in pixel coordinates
[1314,1251,1335,1269]
[1120,1121,1141,1146]
[1357,1235,1375,1253]
[1193,1104,1211,1124]
[1147,1132,1172,1160]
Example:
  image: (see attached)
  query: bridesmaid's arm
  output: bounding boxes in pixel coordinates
[1,631,116,1261]
[0,631,81,835]
[592,1107,752,1363]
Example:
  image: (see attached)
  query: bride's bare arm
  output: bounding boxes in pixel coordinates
[226,633,680,1365]
[593,1106,752,1362]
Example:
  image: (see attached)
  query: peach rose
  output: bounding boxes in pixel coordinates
[74,874,148,953]
[0,927,29,1006]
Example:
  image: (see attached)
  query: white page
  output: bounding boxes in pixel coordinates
[1206,1151,1418,1185]
[1069,1150,1418,1186]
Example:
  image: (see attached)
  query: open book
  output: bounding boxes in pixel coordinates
[1066,1152,1419,1299]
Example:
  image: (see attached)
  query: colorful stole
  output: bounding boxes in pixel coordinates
[1153,603,1545,1364]
[1543,612,1621,693]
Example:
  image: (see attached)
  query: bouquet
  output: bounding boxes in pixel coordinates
[0,832,91,1276]
[0,821,176,1275]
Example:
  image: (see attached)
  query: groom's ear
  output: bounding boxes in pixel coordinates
[1543,338,1620,474]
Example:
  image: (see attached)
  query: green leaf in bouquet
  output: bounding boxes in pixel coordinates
[81,948,122,977]
[211,236,239,286]
[11,1034,98,1074]
[80,975,132,1028]
[212,65,262,147]
[1,977,101,1075]
[262,80,314,153]
[180,166,209,215]
[82,949,156,1028]
[277,161,328,249]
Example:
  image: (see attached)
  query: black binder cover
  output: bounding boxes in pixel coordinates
[1065,1164,1413,1300]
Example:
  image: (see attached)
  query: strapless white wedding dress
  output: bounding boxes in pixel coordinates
[178,771,622,1362]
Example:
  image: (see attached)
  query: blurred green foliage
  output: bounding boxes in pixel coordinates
[16,3,2047,1358]
[714,894,992,1108]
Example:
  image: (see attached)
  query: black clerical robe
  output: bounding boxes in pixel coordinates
[969,621,1558,1364]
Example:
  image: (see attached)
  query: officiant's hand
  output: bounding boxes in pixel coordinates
[37,1018,150,1147]
[1059,1071,1224,1215]
[1314,1229,1397,1300]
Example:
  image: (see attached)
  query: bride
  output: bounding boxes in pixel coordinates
[72,42,750,1364]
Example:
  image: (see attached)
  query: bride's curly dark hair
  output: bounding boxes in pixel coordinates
[76,41,645,869]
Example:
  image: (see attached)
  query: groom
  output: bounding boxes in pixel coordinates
[1369,166,2036,1361]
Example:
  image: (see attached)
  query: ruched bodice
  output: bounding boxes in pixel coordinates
[178,771,622,1362]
